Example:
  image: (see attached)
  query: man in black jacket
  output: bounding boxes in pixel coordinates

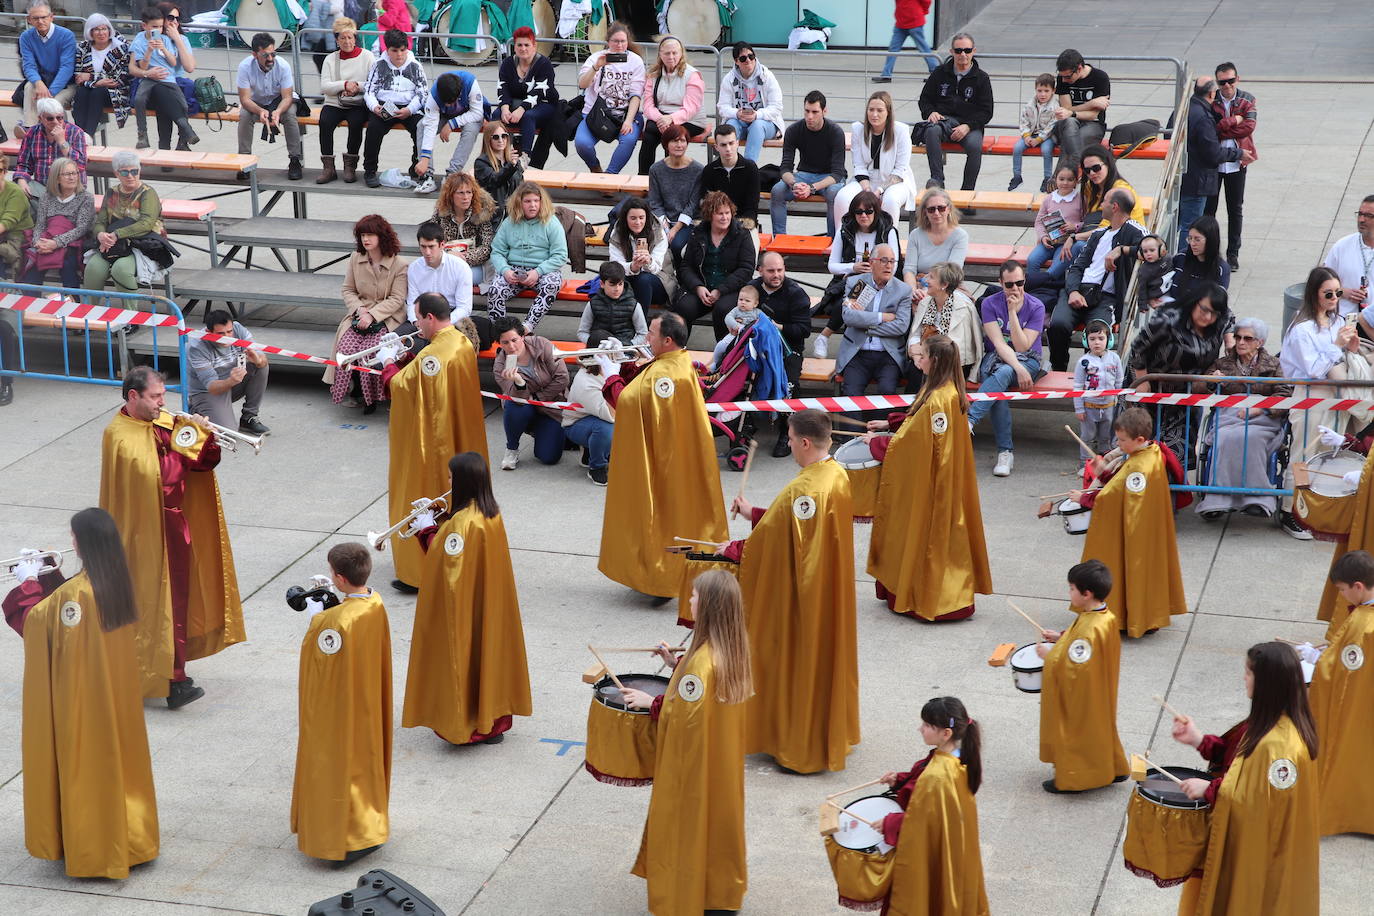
[751,251,812,395]
[700,123,762,229]
[1179,76,1248,251]
[913,32,994,191]
[1048,188,1146,371]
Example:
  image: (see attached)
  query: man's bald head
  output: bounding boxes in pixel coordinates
[759,250,786,290]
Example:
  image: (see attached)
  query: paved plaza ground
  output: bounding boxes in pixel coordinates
[3,0,1374,912]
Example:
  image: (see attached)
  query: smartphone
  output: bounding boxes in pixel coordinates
[635,237,648,252]
[605,51,628,64]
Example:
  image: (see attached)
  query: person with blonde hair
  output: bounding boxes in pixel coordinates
[486,182,567,331]
[474,121,524,217]
[19,156,92,289]
[315,17,374,184]
[638,36,706,175]
[903,185,968,290]
[430,171,497,286]
[835,90,916,224]
[909,260,981,385]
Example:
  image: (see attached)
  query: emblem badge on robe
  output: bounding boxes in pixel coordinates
[444,533,465,556]
[420,355,442,377]
[1267,758,1297,790]
[930,411,949,434]
[792,495,817,520]
[1342,644,1365,671]
[678,674,704,702]
[654,377,675,399]
[1068,638,1092,663]
[317,628,343,655]
[174,425,199,449]
[1125,472,1147,494]
[1294,491,1308,517]
[59,601,82,628]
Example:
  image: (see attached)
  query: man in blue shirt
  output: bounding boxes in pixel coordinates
[17,2,76,131]
[967,260,1046,478]
[237,33,304,180]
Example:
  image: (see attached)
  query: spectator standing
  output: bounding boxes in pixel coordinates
[496,27,560,168]
[325,214,408,411]
[299,0,343,72]
[429,172,497,288]
[1010,74,1058,192]
[237,33,303,180]
[19,157,91,290]
[673,190,756,336]
[638,37,706,176]
[17,2,76,133]
[186,308,271,436]
[492,317,570,470]
[648,123,704,257]
[770,91,846,236]
[370,0,411,48]
[487,183,568,332]
[12,98,85,200]
[579,261,647,348]
[316,18,375,184]
[717,42,784,163]
[85,150,165,294]
[1179,77,1247,252]
[129,5,198,152]
[361,30,427,188]
[903,186,969,289]
[872,0,937,82]
[0,155,34,279]
[751,251,813,404]
[71,14,131,138]
[1205,63,1256,271]
[1051,49,1111,169]
[474,121,524,211]
[414,70,486,194]
[607,198,673,309]
[1327,195,1374,323]
[1072,318,1123,459]
[914,33,993,192]
[836,91,916,225]
[575,22,646,175]
[563,355,616,485]
[967,261,1046,477]
[836,244,913,400]
[700,124,761,229]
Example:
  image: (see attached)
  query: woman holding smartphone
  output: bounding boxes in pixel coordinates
[574,22,645,175]
[607,198,673,309]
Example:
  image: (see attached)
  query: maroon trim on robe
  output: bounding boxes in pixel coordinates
[875,581,975,621]
[435,714,513,745]
[3,571,65,636]
[380,350,416,398]
[415,524,439,553]
[649,693,664,721]
[1197,720,1247,807]
[719,506,766,563]
[601,359,646,410]
[880,749,935,846]
[868,412,908,461]
[1079,439,1190,510]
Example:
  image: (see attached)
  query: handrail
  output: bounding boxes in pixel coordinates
[1131,372,1374,391]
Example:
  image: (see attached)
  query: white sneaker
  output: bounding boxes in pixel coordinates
[413,174,437,194]
[993,450,1014,477]
[501,448,519,470]
[812,335,828,358]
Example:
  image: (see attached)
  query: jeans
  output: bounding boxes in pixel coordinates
[879,26,938,77]
[628,269,669,309]
[317,104,368,157]
[1176,194,1207,252]
[188,362,270,429]
[21,247,82,290]
[575,114,644,174]
[725,117,778,162]
[502,402,565,463]
[967,350,1045,451]
[770,170,840,235]
[564,415,614,469]
[1027,241,1073,280]
[1204,168,1247,260]
[1049,118,1104,171]
[915,119,983,190]
[1012,136,1055,181]
[509,102,560,168]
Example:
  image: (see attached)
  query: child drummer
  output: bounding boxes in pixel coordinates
[1036,559,1130,794]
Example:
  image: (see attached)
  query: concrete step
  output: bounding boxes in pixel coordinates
[216,216,423,255]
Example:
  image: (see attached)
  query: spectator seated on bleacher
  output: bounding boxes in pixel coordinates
[580,261,648,348]
[914,32,993,192]
[19,157,91,291]
[361,29,427,188]
[835,244,912,401]
[16,2,76,134]
[967,260,1046,478]
[187,308,271,437]
[1050,188,1144,372]
[430,171,497,288]
[638,36,707,177]
[699,124,761,231]
[574,22,646,176]
[238,32,303,179]
[315,17,375,185]
[488,182,567,333]
[717,41,784,164]
[13,98,87,201]
[0,154,35,279]
[130,4,199,152]
[815,190,902,358]
[1067,146,1144,254]
[909,261,981,387]
[325,214,409,412]
[85,149,171,294]
[769,90,846,237]
[1168,214,1231,305]
[406,219,484,346]
[836,91,916,226]
[563,352,616,486]
[1009,73,1058,192]
[413,68,487,195]
[1026,164,1082,282]
[710,282,761,372]
[902,186,968,290]
[751,251,813,402]
[648,123,703,257]
[474,121,524,217]
[71,14,132,139]
[1051,49,1111,169]
[607,198,673,310]
[672,190,756,339]
[496,27,560,169]
[493,316,570,471]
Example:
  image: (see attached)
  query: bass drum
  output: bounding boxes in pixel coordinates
[534,0,607,59]
[663,0,720,48]
[231,0,292,49]
[433,2,495,65]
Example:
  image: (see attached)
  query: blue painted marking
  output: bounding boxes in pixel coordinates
[339,424,370,430]
[539,737,586,756]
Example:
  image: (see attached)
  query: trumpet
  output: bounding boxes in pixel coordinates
[336,331,421,368]
[172,412,264,456]
[367,489,451,551]
[1,548,75,582]
[560,344,652,362]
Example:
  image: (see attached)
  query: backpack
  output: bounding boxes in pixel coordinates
[193,76,233,130]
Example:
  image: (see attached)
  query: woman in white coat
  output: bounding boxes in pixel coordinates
[835,91,917,226]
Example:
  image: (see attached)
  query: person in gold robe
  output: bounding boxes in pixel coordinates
[403,452,531,744]
[866,333,991,622]
[875,696,988,916]
[1308,549,1374,837]
[599,311,728,600]
[622,569,752,915]
[1304,429,1374,637]
[16,507,158,879]
[1036,559,1129,793]
[720,408,859,774]
[1170,642,1320,915]
[381,291,490,592]
[1072,406,1187,638]
[99,366,245,707]
[291,542,392,862]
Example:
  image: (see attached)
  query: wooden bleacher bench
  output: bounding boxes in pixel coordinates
[90,194,216,225]
[0,139,257,176]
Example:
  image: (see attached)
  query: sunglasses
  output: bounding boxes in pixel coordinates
[116,168,141,177]
[491,133,509,140]
[1216,77,1236,86]
[952,47,974,54]
[41,114,63,122]
[1321,289,1345,300]
[1358,211,1374,220]
[1084,163,1105,174]
[1234,334,1258,342]
[854,207,875,215]
[1002,279,1026,289]
[736,53,755,62]
[925,204,949,213]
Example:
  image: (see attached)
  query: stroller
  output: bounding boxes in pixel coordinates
[699,318,792,471]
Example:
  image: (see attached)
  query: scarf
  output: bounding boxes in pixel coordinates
[920,292,955,337]
[339,45,363,59]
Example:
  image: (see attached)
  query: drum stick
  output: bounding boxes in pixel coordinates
[1275,636,1328,650]
[673,536,720,546]
[1302,467,1347,480]
[1033,491,1077,501]
[1151,694,1187,721]
[1064,424,1097,456]
[1006,599,1044,635]
[594,646,688,654]
[731,442,758,520]
[1141,755,1188,788]
[821,799,882,830]
[586,646,625,691]
[825,777,887,801]
[831,415,870,430]
[831,429,866,437]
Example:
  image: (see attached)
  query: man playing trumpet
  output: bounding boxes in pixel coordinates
[99,367,246,708]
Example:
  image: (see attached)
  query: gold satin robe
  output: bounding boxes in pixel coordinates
[1195,715,1319,916]
[388,325,490,586]
[291,592,393,859]
[632,645,747,914]
[599,348,728,597]
[402,506,532,740]
[1039,605,1129,790]
[1309,603,1374,836]
[886,751,988,916]
[739,457,859,773]
[23,573,159,878]
[1316,449,1374,636]
[867,383,991,619]
[1080,443,1186,637]
[99,409,245,697]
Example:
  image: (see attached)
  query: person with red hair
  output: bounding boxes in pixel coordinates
[496,26,561,167]
[324,214,409,411]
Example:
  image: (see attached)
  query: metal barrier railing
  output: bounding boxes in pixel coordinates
[0,281,191,410]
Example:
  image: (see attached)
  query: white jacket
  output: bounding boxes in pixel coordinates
[606,215,678,300]
[848,120,917,211]
[716,63,784,135]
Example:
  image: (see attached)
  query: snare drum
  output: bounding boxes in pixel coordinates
[823,794,901,910]
[1294,449,1365,539]
[1056,498,1092,535]
[676,552,737,628]
[1010,643,1045,693]
[835,437,884,521]
[584,673,669,786]
[1122,766,1211,887]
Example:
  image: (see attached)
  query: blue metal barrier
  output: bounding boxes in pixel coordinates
[0,282,191,410]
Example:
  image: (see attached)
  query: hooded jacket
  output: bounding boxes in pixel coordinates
[917,57,994,130]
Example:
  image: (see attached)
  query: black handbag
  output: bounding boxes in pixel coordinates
[584,69,625,142]
[100,217,136,260]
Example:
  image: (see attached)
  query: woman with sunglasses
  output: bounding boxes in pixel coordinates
[85,149,167,294]
[716,41,783,163]
[1062,146,1145,260]
[474,121,524,220]
[574,22,646,175]
[902,186,968,292]
[496,27,560,168]
[813,190,901,358]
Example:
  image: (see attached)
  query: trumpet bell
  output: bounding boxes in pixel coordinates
[367,530,390,552]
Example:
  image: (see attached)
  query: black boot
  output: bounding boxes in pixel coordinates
[167,678,205,709]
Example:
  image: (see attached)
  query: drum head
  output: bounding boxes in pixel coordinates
[1137,766,1210,808]
[664,0,720,47]
[1010,643,1044,672]
[533,0,556,56]
[832,795,902,852]
[594,673,669,711]
[232,0,289,49]
[434,5,494,64]
[1308,449,1364,497]
[835,436,881,470]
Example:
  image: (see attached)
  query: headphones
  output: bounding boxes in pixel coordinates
[1081,318,1116,350]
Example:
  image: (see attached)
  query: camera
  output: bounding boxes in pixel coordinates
[286,575,340,613]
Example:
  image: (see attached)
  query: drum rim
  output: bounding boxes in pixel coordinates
[832,794,902,851]
[1136,766,1211,808]
[1307,449,1364,497]
[1010,643,1046,672]
[834,438,882,469]
[592,673,670,712]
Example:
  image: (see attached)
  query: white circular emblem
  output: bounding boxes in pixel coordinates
[59,601,82,628]
[1294,491,1308,517]
[420,354,442,377]
[174,425,198,448]
[792,495,817,520]
[653,376,675,399]
[1068,638,1093,664]
[678,674,704,702]
[317,628,343,655]
[444,532,465,556]
[930,411,949,434]
[1342,644,1365,671]
[1267,758,1297,790]
[1125,472,1147,494]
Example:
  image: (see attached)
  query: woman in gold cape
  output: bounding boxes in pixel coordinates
[20,508,158,879]
[867,334,991,621]
[1311,445,1374,637]
[1169,642,1320,915]
[403,452,531,744]
[1308,549,1374,837]
[875,696,988,916]
[622,569,752,915]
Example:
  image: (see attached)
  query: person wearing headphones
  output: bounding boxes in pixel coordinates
[1073,318,1123,460]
